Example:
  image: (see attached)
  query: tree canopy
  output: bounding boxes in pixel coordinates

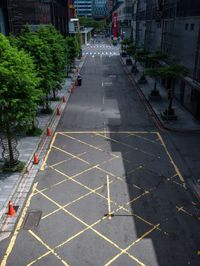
[0,33,41,133]
[79,17,105,31]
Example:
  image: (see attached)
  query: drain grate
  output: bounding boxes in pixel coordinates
[23,210,42,230]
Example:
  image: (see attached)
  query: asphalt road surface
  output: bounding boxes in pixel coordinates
[0,40,200,266]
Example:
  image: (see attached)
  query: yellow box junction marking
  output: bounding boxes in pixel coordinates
[156,132,185,184]
[1,131,187,265]
[41,132,58,171]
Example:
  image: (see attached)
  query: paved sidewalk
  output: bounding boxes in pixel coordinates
[121,57,200,132]
[0,58,85,240]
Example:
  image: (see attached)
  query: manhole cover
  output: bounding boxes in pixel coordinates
[23,210,42,230]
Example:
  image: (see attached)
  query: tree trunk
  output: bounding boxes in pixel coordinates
[154,80,157,91]
[168,80,175,111]
[45,93,49,110]
[52,88,56,101]
[6,125,15,167]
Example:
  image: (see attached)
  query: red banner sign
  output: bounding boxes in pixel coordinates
[113,12,117,39]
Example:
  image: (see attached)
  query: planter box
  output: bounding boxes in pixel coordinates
[148,90,161,101]
[160,112,177,120]
[121,52,127,57]
[148,94,161,101]
[138,78,147,84]
[126,59,132,65]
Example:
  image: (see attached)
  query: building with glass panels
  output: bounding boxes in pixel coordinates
[74,0,92,17]
[92,0,108,18]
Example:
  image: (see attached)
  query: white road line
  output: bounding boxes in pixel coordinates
[102,81,104,87]
[102,95,105,104]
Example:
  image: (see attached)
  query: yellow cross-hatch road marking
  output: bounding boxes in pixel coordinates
[35,188,145,265]
[28,230,69,266]
[59,132,104,151]
[41,132,57,171]
[104,224,160,266]
[1,131,186,266]
[156,132,185,184]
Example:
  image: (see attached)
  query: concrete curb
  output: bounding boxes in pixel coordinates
[120,57,200,133]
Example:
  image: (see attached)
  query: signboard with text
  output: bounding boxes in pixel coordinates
[113,12,117,39]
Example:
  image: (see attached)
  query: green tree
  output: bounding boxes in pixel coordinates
[18,26,54,111]
[79,17,105,32]
[148,65,189,114]
[145,51,168,68]
[37,25,67,100]
[121,38,132,52]
[0,34,41,167]
[66,36,79,69]
[146,67,162,96]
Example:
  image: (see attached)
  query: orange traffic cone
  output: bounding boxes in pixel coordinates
[56,107,61,116]
[47,127,51,136]
[63,96,66,103]
[7,201,16,216]
[33,153,39,164]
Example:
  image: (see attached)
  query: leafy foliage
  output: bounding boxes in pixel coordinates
[0,33,41,133]
[79,17,106,31]
[16,26,53,109]
[66,35,80,66]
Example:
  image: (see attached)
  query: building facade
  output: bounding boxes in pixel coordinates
[74,0,92,17]
[92,0,108,19]
[0,0,69,36]
[133,0,200,119]
[0,0,9,34]
[114,0,132,38]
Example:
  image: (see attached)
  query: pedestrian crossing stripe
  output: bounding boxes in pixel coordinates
[83,52,120,57]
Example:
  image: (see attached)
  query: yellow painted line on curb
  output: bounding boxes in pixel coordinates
[107,175,112,219]
[156,132,185,183]
[41,132,57,171]
[0,183,38,266]
[28,230,69,266]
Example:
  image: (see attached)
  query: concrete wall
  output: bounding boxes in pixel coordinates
[171,17,200,73]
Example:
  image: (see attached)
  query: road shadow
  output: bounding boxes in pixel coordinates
[104,56,200,265]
